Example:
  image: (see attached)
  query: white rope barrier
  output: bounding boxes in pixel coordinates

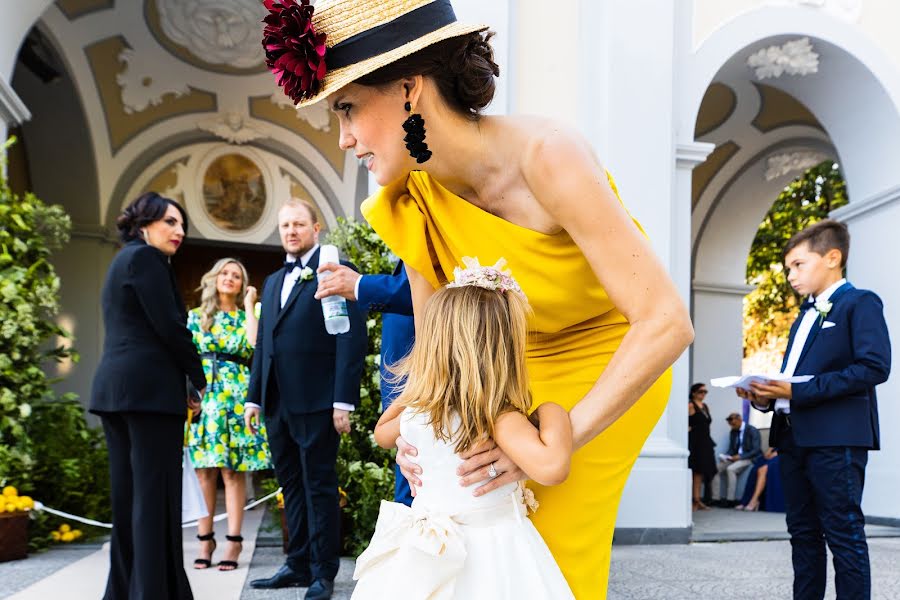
[31,487,283,530]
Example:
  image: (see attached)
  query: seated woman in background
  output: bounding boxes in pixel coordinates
[736,447,780,512]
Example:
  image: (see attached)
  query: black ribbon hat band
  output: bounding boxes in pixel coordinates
[327,0,458,70]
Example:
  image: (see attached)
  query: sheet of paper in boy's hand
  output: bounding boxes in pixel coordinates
[710,374,814,391]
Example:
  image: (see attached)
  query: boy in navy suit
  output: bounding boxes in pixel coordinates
[740,219,891,600]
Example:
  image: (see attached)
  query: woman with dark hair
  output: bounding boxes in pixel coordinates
[688,382,716,511]
[90,192,205,600]
[262,2,693,597]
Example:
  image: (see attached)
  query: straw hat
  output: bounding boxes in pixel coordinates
[262,0,487,108]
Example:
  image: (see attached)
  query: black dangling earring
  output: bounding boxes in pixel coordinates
[402,101,432,163]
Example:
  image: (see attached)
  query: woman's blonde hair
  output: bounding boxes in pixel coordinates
[389,285,532,454]
[197,258,249,332]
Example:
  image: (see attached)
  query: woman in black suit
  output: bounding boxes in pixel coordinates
[90,192,206,600]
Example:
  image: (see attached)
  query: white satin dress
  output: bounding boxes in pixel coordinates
[351,408,574,600]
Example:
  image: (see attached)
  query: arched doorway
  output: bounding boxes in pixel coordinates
[686,7,900,521]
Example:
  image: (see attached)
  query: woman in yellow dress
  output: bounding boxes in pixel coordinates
[263,1,693,597]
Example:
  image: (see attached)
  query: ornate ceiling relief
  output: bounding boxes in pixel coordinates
[764,151,831,181]
[153,0,266,69]
[86,36,216,153]
[56,0,115,20]
[269,93,332,132]
[767,0,862,23]
[196,111,272,144]
[747,37,820,80]
[116,48,192,113]
[249,95,344,176]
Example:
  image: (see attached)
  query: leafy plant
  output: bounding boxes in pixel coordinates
[326,218,397,556]
[744,161,848,359]
[0,136,77,487]
[22,399,111,550]
[0,137,107,551]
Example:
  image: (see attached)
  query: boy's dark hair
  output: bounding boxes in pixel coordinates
[783,219,850,268]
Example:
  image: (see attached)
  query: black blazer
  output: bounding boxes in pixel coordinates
[247,247,368,414]
[90,240,205,417]
[760,283,891,449]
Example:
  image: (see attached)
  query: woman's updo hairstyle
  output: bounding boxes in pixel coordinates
[116,192,189,243]
[356,31,499,120]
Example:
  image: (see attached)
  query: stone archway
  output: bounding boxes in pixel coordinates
[685,7,900,520]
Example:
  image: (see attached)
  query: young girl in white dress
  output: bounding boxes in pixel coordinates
[351,258,575,600]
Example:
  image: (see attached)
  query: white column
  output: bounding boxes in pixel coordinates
[0,76,29,169]
[690,280,758,443]
[594,1,693,537]
[831,188,900,522]
[0,0,55,81]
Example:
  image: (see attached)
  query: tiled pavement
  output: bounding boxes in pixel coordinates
[4,507,900,599]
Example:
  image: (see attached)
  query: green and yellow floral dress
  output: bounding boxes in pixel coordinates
[186,308,272,471]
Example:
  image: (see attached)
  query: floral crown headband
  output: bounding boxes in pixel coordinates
[446,257,524,296]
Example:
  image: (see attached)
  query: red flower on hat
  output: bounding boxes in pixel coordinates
[262,0,327,103]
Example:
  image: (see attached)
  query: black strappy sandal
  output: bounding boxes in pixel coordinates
[193,532,216,569]
[217,534,243,571]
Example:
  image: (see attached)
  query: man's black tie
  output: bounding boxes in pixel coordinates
[284,260,298,273]
[803,297,816,311]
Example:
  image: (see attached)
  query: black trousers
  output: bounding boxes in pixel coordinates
[778,421,870,600]
[266,383,341,581]
[101,412,192,600]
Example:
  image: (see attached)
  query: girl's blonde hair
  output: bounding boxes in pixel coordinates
[197,258,249,332]
[389,285,532,453]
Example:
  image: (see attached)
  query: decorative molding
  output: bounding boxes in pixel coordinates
[269,93,332,132]
[764,150,830,181]
[0,78,31,125]
[830,184,900,223]
[747,37,819,80]
[70,223,117,244]
[767,0,862,23]
[155,0,266,69]
[676,142,716,169]
[116,48,191,114]
[638,438,690,459]
[692,281,755,296]
[196,111,271,144]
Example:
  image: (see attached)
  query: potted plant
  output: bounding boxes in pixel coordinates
[0,486,34,562]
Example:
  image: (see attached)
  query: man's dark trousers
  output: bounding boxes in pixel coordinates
[778,419,869,600]
[265,378,340,581]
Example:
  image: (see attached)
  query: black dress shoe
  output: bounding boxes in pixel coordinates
[250,564,313,589]
[304,578,334,600]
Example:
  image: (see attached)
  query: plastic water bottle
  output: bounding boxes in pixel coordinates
[318,244,350,334]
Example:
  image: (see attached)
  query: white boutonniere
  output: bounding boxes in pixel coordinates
[299,266,314,282]
[814,299,833,325]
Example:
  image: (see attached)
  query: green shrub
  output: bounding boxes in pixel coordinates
[0,137,107,550]
[326,218,397,556]
[23,399,111,550]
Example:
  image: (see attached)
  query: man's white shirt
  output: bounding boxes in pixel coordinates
[777,278,846,413]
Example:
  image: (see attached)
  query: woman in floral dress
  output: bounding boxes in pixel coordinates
[187,258,272,571]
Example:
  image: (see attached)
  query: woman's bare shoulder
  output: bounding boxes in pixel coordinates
[492,115,590,156]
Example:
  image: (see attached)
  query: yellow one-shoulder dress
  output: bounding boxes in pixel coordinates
[361,170,672,600]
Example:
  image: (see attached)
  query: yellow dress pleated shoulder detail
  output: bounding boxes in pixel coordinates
[361,170,672,600]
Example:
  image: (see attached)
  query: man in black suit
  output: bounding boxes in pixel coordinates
[744,220,891,599]
[245,199,367,599]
